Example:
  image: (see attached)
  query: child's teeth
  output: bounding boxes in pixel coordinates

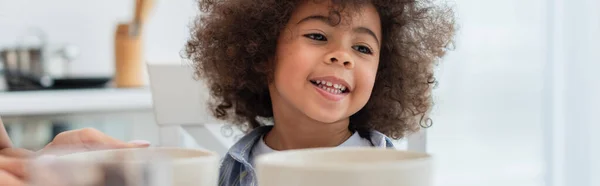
[313,80,348,94]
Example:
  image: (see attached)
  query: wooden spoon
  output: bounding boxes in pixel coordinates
[130,0,154,37]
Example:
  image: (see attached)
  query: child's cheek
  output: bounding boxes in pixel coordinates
[354,65,378,99]
[273,44,313,90]
[281,45,318,76]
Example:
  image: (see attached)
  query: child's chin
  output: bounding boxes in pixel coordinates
[307,112,347,124]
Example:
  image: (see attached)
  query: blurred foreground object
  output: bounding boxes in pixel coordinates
[29,146,219,186]
[256,147,433,186]
[29,146,171,186]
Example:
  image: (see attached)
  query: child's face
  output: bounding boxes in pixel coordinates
[269,1,381,124]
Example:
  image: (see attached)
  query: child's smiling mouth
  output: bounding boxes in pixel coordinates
[309,76,351,101]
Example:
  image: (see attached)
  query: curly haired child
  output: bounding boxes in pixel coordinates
[185,0,455,185]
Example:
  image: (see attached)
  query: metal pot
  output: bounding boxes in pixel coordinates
[1,48,20,85]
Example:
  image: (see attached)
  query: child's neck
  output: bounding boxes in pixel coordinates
[264,113,353,151]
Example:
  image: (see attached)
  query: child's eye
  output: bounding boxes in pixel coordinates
[303,33,327,41]
[352,45,373,55]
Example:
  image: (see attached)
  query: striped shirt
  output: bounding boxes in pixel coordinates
[218,126,396,186]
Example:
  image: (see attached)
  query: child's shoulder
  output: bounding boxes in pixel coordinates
[368,130,396,148]
[218,126,272,186]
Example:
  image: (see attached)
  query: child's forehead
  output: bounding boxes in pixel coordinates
[288,0,380,27]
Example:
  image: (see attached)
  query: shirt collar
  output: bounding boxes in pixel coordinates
[226,125,395,167]
[226,125,272,167]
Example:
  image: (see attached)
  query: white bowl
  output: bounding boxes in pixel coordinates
[256,147,432,186]
[31,147,220,186]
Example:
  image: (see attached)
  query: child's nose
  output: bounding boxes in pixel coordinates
[324,51,354,69]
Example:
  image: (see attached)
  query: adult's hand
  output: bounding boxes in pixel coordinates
[0,155,28,186]
[38,128,151,156]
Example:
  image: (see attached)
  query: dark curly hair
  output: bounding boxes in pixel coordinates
[185,0,455,139]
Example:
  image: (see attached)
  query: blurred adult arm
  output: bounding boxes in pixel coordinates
[0,117,12,149]
[0,118,35,157]
[0,117,150,158]
[0,118,29,186]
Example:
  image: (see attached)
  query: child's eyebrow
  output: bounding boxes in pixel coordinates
[297,14,380,47]
[354,27,380,46]
[296,14,331,25]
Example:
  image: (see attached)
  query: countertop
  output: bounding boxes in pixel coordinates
[0,88,153,116]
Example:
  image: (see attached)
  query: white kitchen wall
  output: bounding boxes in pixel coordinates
[427,0,546,185]
[0,0,197,77]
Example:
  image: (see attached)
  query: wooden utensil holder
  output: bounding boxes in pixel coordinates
[114,23,144,88]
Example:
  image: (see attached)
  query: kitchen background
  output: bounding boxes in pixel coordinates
[0,0,198,150]
[0,0,598,186]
